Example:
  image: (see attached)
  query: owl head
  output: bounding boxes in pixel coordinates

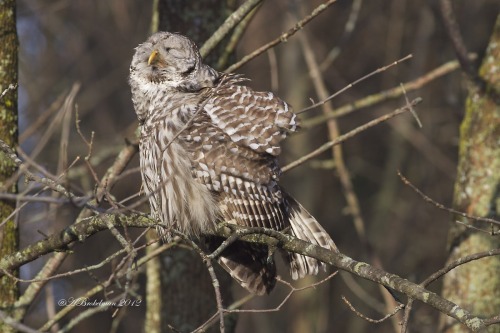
[129,32,219,92]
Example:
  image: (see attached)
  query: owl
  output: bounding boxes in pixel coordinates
[129,32,337,295]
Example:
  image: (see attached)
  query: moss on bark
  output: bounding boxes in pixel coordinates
[0,0,18,332]
[442,15,500,333]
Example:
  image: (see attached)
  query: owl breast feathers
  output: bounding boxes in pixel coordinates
[129,31,337,295]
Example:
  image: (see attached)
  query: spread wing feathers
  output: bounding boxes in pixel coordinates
[204,75,298,156]
[181,84,336,293]
[284,193,338,280]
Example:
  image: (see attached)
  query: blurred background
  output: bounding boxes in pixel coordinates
[16,0,499,332]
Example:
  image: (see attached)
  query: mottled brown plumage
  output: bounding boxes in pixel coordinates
[129,32,337,295]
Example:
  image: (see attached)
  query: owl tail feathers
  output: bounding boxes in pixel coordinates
[207,239,276,295]
[284,194,338,280]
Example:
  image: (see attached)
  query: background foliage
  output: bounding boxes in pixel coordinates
[13,0,499,332]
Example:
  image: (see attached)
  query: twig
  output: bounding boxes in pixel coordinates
[200,0,263,58]
[19,87,66,143]
[224,0,338,73]
[28,83,80,162]
[439,0,481,85]
[299,29,367,241]
[400,83,422,128]
[397,171,500,226]
[340,272,387,313]
[0,310,41,333]
[282,98,422,172]
[484,314,500,327]
[216,3,260,70]
[174,232,225,333]
[302,56,474,128]
[300,33,407,325]
[402,248,500,333]
[40,241,173,332]
[95,141,138,203]
[341,295,404,323]
[423,249,500,287]
[57,293,130,333]
[319,0,363,71]
[227,272,338,314]
[0,83,17,100]
[0,193,69,204]
[299,54,413,114]
[194,272,338,332]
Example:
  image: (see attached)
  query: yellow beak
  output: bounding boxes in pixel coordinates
[148,50,159,65]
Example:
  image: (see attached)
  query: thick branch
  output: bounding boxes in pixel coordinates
[0,211,489,332]
[0,213,154,274]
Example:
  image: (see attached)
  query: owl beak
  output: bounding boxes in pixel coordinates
[148,50,159,66]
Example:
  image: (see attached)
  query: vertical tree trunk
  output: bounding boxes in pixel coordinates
[145,2,237,332]
[441,15,500,333]
[0,1,19,332]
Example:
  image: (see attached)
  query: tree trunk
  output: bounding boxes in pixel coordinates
[441,15,500,333]
[145,2,237,332]
[0,1,19,332]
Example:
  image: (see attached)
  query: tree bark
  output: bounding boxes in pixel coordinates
[0,1,19,332]
[146,2,237,332]
[441,14,500,333]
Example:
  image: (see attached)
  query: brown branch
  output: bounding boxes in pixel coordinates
[341,295,404,324]
[303,56,474,128]
[199,0,263,58]
[300,30,406,330]
[439,0,480,83]
[282,97,422,173]
[299,54,413,114]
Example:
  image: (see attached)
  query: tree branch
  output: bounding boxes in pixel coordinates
[0,207,489,331]
[0,213,154,274]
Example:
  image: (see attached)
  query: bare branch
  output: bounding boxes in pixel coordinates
[298,54,413,114]
[341,295,404,324]
[200,0,263,58]
[282,98,422,173]
[0,310,41,333]
[439,0,480,83]
[398,171,500,226]
[303,56,475,128]
[224,0,338,73]
[0,213,155,275]
[212,225,487,332]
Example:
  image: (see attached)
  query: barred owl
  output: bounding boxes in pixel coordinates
[129,32,337,295]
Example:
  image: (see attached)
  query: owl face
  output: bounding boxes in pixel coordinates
[129,32,218,92]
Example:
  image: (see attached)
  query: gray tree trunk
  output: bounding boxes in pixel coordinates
[0,1,19,332]
[441,14,500,333]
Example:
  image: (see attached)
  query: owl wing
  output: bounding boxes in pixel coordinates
[183,119,287,231]
[203,75,298,156]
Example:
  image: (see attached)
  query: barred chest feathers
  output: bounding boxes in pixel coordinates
[138,86,218,238]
